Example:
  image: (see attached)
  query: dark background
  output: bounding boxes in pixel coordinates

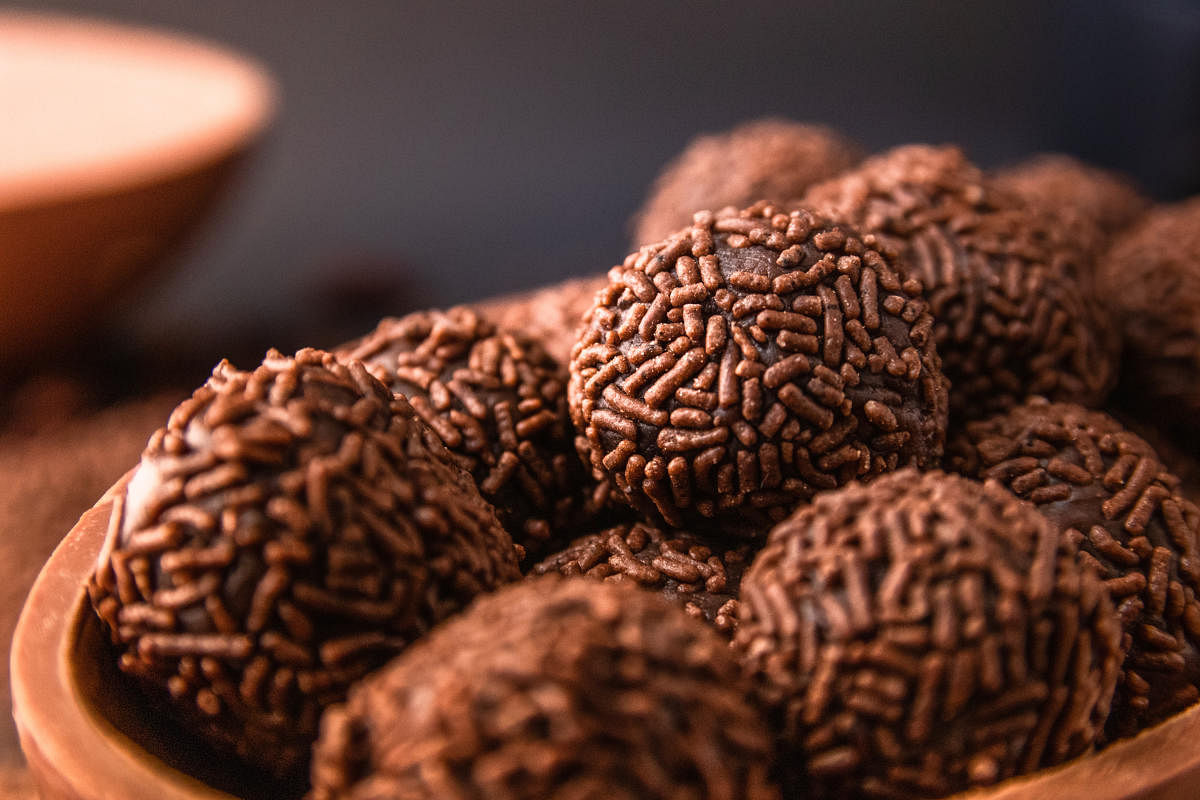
[6,0,1200,389]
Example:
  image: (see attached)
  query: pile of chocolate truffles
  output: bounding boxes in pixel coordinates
[87,118,1200,800]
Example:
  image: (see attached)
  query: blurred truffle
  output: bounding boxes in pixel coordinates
[992,153,1149,239]
[632,118,862,246]
[948,398,1200,738]
[570,204,948,533]
[476,273,610,364]
[88,349,521,778]
[531,521,752,633]
[339,307,585,555]
[1098,197,1200,434]
[735,469,1122,800]
[804,144,1118,420]
[310,577,781,800]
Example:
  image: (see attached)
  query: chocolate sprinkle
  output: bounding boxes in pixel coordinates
[804,145,1118,420]
[531,521,753,633]
[310,577,781,800]
[632,118,863,246]
[339,307,585,554]
[735,469,1122,800]
[949,398,1200,738]
[569,203,948,533]
[88,348,521,777]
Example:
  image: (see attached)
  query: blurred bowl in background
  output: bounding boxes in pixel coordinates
[0,11,276,367]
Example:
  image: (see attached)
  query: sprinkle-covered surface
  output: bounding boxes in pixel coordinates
[734,469,1122,800]
[310,577,781,800]
[87,349,521,777]
[570,204,948,533]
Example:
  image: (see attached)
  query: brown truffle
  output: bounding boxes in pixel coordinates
[569,203,949,533]
[338,307,584,554]
[310,577,781,800]
[948,398,1200,738]
[87,349,521,778]
[804,144,1118,420]
[476,273,610,365]
[531,521,752,633]
[632,118,863,246]
[1098,197,1200,433]
[735,469,1122,800]
[992,153,1149,238]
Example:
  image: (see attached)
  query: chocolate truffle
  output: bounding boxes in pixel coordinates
[338,307,584,554]
[476,273,610,365]
[632,118,863,246]
[948,398,1200,738]
[1098,197,1200,433]
[804,144,1118,420]
[87,349,521,778]
[569,203,948,533]
[531,521,752,633]
[992,153,1149,238]
[735,469,1122,800]
[310,577,781,800]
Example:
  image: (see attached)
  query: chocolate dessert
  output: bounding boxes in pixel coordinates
[735,468,1123,799]
[632,118,862,245]
[570,203,948,533]
[310,577,780,800]
[87,348,521,778]
[338,307,584,555]
[949,398,1200,737]
[804,145,1119,420]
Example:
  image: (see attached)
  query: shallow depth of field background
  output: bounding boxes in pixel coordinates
[5,0,1200,377]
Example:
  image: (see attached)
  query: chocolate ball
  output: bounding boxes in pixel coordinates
[531,521,752,633]
[338,307,585,554]
[632,118,862,246]
[569,204,949,533]
[1098,197,1200,433]
[735,469,1122,800]
[992,153,1149,238]
[948,398,1200,738]
[310,577,781,800]
[476,273,610,365]
[804,144,1119,420]
[87,349,521,778]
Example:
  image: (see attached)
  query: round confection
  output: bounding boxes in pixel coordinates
[991,153,1149,239]
[476,273,610,365]
[1097,197,1200,434]
[338,307,584,555]
[804,144,1119,421]
[569,203,949,533]
[632,118,863,246]
[948,398,1200,738]
[734,468,1122,800]
[87,348,522,778]
[531,521,752,633]
[309,576,781,800]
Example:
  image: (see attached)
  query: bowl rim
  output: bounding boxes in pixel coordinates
[12,473,1200,800]
[0,10,277,214]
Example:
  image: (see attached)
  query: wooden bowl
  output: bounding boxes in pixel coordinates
[0,12,276,365]
[13,475,1200,800]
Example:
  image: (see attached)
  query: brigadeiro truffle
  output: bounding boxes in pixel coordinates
[735,469,1122,800]
[569,203,949,533]
[804,144,1118,420]
[476,273,610,364]
[87,349,521,778]
[531,521,752,633]
[338,307,585,555]
[948,398,1200,738]
[632,118,863,246]
[1097,197,1200,433]
[309,577,781,800]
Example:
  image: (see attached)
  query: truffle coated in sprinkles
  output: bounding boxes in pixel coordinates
[569,202,949,533]
[338,307,583,553]
[309,577,781,800]
[88,348,522,777]
[734,469,1122,800]
[949,398,1200,738]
